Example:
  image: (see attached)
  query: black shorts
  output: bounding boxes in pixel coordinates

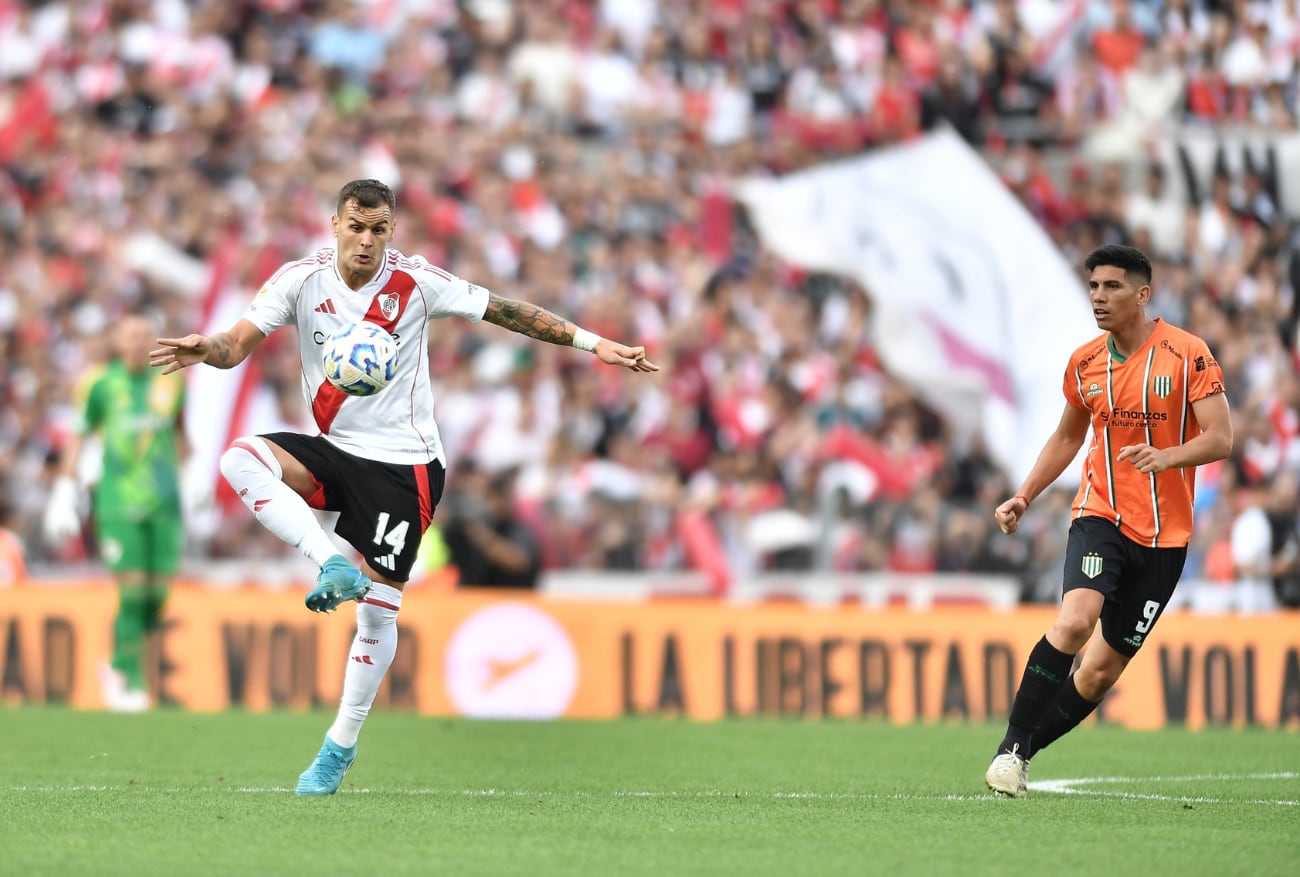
[1062,515,1187,657]
[263,433,445,582]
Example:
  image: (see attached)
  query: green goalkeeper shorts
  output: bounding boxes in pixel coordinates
[96,513,183,575]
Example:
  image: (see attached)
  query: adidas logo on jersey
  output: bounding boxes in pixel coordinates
[314,299,337,314]
[373,554,396,571]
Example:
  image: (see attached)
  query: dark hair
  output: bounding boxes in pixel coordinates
[1083,244,1152,286]
[336,179,396,216]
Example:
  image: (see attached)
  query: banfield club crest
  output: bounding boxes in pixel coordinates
[378,292,400,321]
[1152,375,1172,398]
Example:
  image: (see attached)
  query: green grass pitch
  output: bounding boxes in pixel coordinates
[2,708,1295,876]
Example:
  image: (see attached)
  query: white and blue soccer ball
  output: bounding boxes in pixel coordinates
[322,321,398,397]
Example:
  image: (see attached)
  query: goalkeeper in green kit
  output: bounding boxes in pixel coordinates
[44,314,201,712]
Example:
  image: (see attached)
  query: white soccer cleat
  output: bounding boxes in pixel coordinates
[99,663,150,713]
[985,745,1029,798]
[99,663,126,705]
[111,689,151,713]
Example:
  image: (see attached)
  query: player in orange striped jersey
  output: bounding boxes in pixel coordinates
[984,245,1233,797]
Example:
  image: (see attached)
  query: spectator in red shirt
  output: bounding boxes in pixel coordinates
[894,1,942,89]
[871,54,921,144]
[1092,0,1148,76]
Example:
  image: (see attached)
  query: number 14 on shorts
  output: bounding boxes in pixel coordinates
[372,512,409,572]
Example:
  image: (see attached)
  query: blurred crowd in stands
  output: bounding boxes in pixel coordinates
[1,0,1299,610]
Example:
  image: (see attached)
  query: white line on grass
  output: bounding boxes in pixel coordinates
[4,774,1297,806]
[3,785,997,802]
[1029,772,1299,806]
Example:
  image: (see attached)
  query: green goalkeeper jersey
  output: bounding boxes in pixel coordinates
[76,360,185,521]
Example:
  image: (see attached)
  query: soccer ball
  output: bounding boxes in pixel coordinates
[322,321,398,397]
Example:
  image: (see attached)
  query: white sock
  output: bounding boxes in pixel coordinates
[219,437,339,567]
[327,584,401,748]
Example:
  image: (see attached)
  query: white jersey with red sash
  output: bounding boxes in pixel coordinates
[242,246,488,465]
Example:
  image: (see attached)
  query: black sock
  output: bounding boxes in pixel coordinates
[1027,675,1100,759]
[996,636,1074,757]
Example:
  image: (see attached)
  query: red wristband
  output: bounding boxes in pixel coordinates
[1013,494,1030,508]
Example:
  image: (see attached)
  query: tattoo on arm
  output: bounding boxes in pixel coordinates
[209,334,232,366]
[483,295,574,346]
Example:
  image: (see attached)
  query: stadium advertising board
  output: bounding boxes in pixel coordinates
[2,584,1297,729]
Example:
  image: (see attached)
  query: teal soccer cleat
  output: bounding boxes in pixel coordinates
[295,735,357,796]
[305,555,371,613]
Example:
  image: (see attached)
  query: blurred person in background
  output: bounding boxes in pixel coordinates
[1262,470,1300,609]
[150,179,656,795]
[442,464,542,589]
[0,490,25,586]
[985,245,1233,797]
[43,314,191,712]
[1228,472,1284,613]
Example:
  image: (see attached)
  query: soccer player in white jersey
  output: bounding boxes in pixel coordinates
[151,179,658,795]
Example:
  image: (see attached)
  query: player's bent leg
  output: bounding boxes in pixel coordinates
[221,436,369,611]
[986,590,1105,796]
[1029,628,1129,759]
[220,437,340,565]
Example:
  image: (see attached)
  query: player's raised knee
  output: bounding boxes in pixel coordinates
[219,437,281,484]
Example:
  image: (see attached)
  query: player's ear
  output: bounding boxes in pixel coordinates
[330,214,339,237]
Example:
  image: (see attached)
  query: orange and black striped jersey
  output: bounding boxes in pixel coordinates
[1064,319,1226,548]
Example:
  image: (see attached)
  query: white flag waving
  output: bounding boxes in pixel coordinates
[733,129,1095,486]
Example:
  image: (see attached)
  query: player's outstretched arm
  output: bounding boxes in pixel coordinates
[481,294,659,373]
[151,319,267,374]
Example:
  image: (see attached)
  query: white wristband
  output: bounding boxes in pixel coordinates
[572,327,602,353]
